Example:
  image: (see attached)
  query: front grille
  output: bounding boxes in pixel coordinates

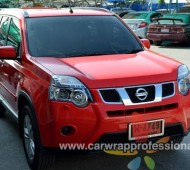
[99,89,121,103]
[162,83,174,98]
[125,86,155,103]
[106,103,178,117]
[96,124,184,144]
[99,82,175,105]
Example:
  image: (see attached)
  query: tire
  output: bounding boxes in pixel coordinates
[153,41,162,46]
[170,136,184,144]
[186,37,190,47]
[0,103,6,118]
[21,105,55,170]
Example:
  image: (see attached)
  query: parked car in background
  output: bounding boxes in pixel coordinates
[178,5,190,13]
[122,11,162,38]
[117,9,135,17]
[155,8,176,14]
[110,7,131,15]
[147,13,190,46]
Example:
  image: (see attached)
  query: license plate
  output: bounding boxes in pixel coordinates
[128,119,164,141]
[161,28,169,32]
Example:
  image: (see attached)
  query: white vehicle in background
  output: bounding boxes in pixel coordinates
[178,5,190,13]
[122,11,162,38]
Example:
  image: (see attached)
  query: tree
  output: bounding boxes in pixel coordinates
[158,0,165,4]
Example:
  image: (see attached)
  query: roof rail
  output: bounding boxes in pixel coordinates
[0,8,29,18]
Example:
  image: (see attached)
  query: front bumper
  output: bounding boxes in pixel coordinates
[96,123,185,144]
[37,82,190,147]
[147,33,187,43]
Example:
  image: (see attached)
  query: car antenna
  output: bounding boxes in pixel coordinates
[68,0,73,13]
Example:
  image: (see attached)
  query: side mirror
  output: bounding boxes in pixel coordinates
[141,39,150,49]
[0,46,17,59]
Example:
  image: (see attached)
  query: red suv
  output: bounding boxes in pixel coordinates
[0,8,190,170]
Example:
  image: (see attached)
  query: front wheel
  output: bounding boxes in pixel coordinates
[21,105,55,170]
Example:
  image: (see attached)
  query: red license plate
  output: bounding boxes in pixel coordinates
[129,119,164,141]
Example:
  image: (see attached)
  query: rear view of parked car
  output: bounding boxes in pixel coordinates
[147,13,190,46]
[122,11,162,38]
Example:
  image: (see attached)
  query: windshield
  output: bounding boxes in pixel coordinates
[26,16,142,57]
[122,13,148,19]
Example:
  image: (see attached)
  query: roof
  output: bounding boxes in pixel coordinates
[0,8,112,18]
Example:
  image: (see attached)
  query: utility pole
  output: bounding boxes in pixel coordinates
[176,0,178,12]
[169,0,172,13]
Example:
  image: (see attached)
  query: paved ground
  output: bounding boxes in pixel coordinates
[0,44,190,170]
[150,44,190,68]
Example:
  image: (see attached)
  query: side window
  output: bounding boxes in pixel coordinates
[7,18,21,56]
[0,16,9,46]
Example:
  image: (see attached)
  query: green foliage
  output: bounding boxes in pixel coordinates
[158,0,165,4]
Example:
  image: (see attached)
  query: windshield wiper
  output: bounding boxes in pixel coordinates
[129,49,143,54]
[119,48,143,54]
[67,52,115,57]
[60,49,143,58]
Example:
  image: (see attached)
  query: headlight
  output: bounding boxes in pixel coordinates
[49,75,93,107]
[178,65,190,96]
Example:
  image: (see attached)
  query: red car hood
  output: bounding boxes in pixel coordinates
[35,51,181,88]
